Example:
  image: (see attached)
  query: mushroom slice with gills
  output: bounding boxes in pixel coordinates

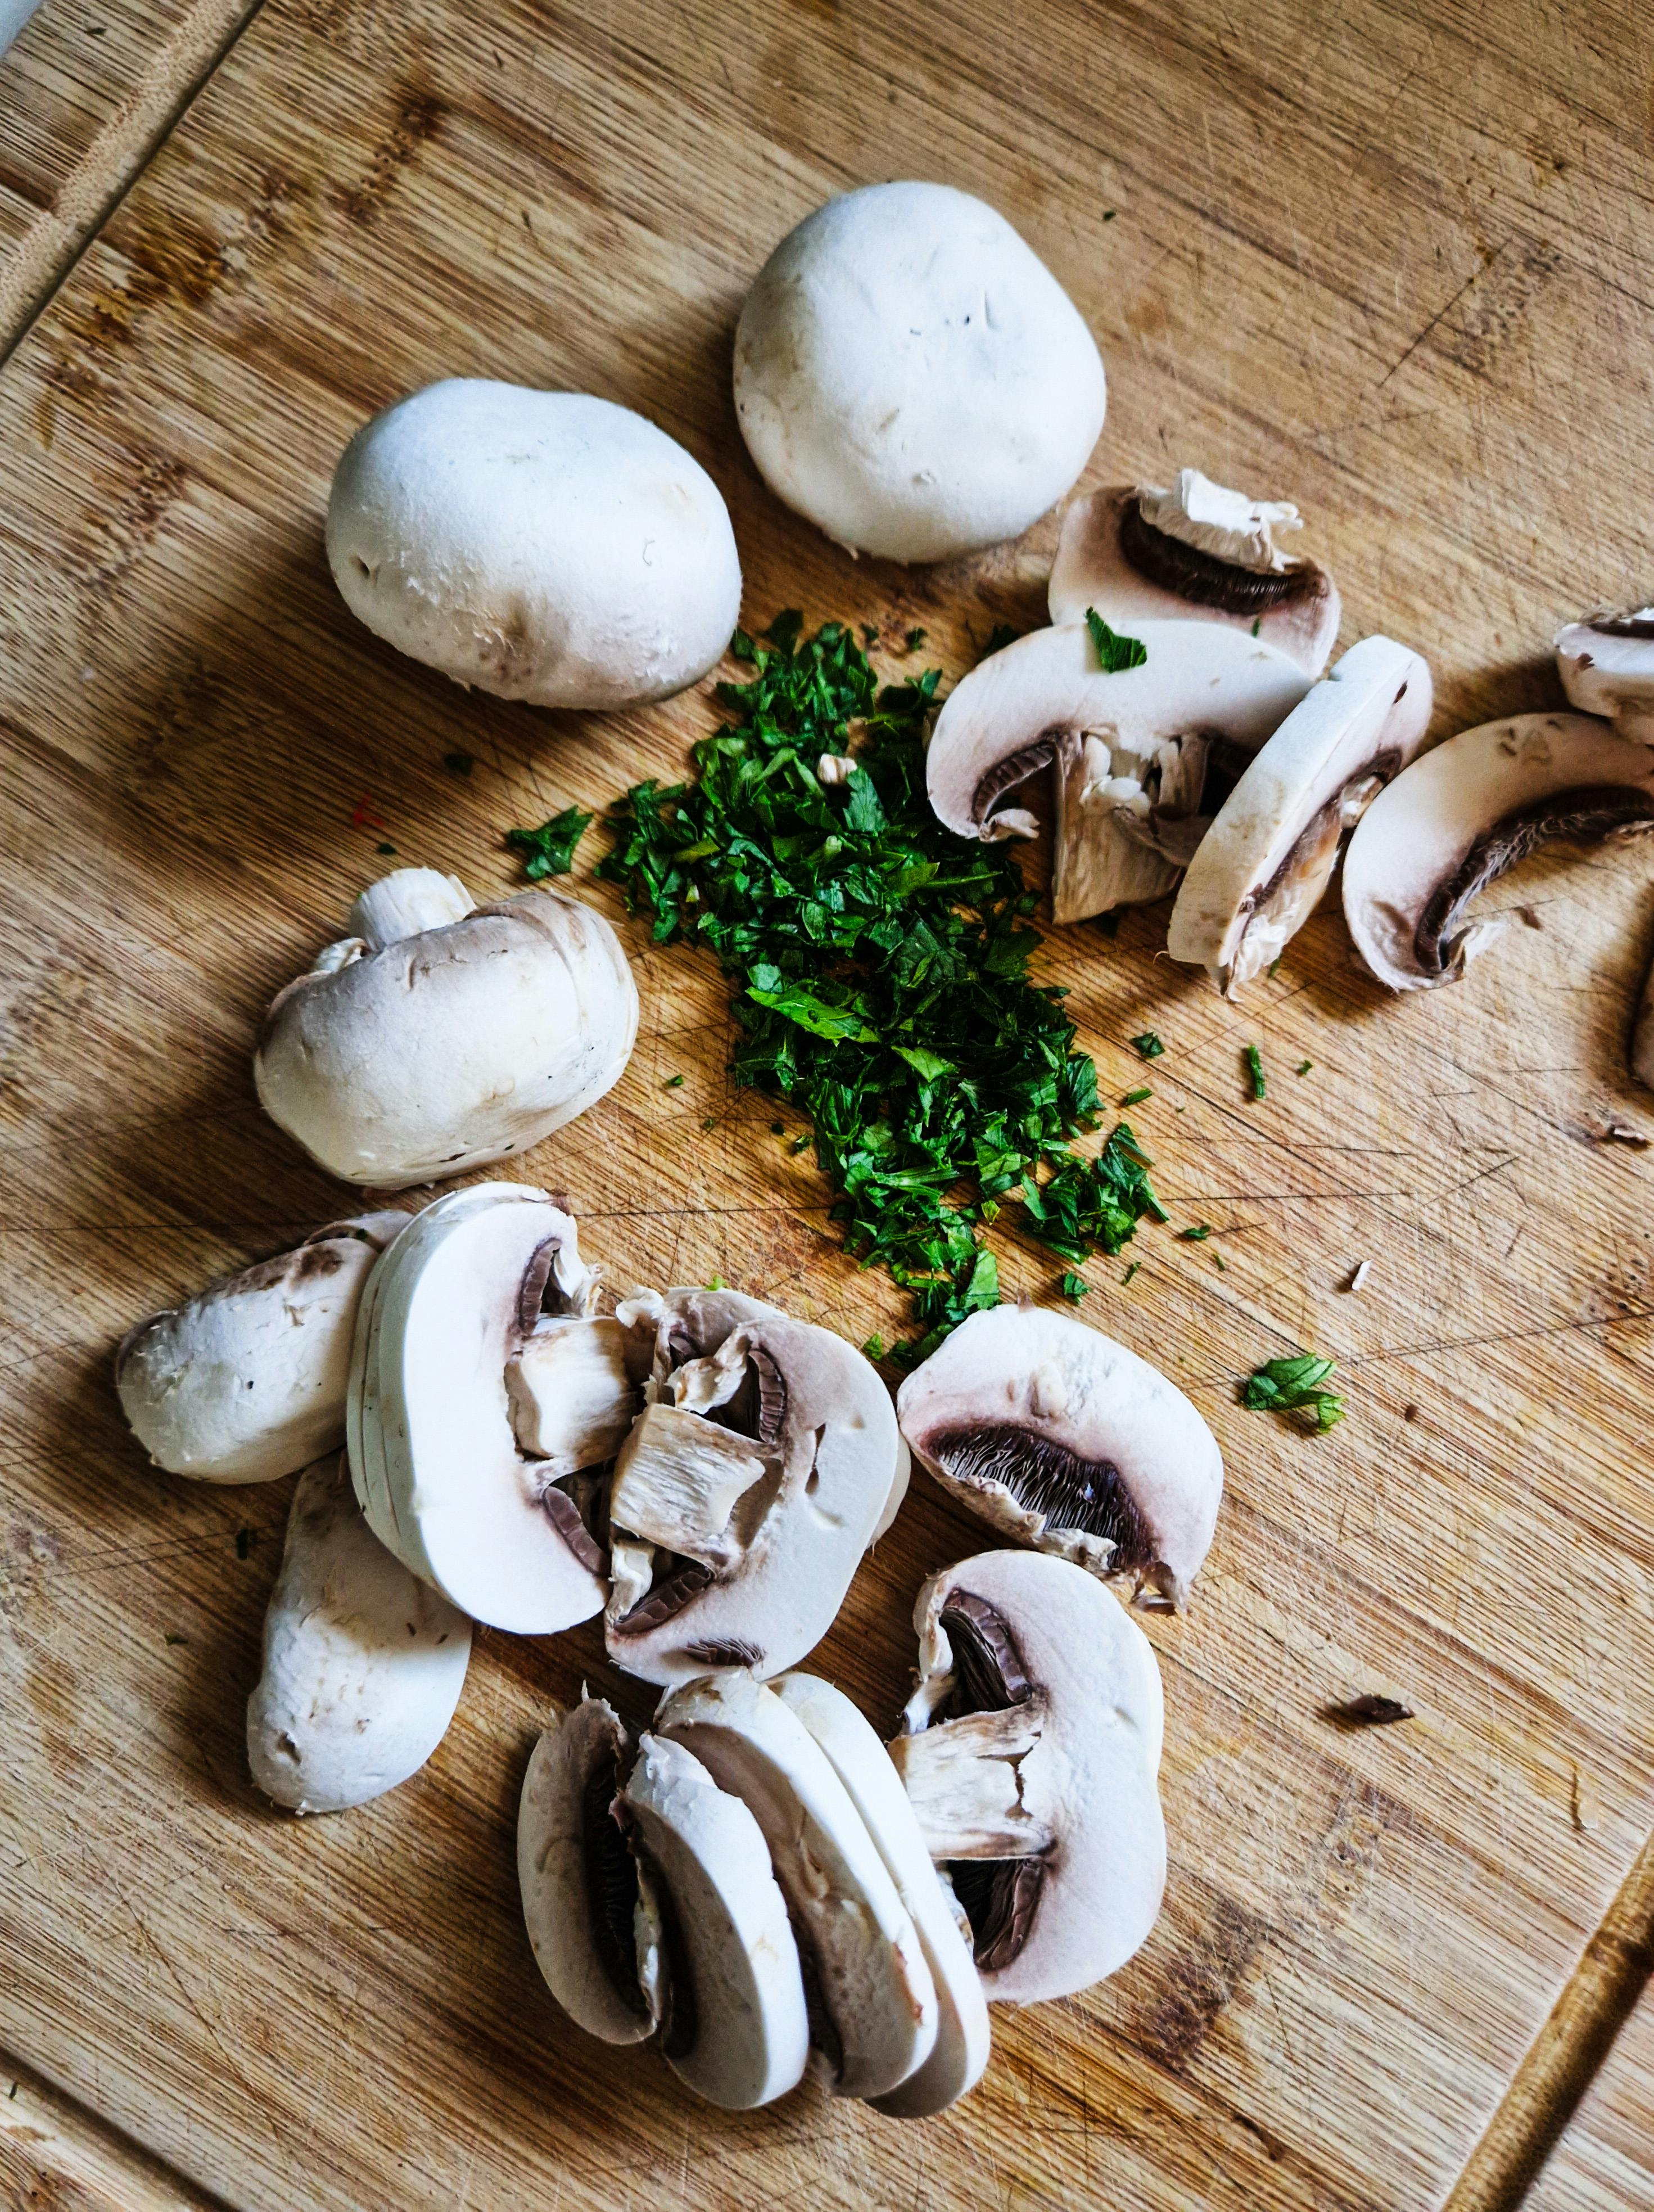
[654,1672,939,2101]
[889,1549,1165,2005]
[1049,470,1341,678]
[1343,714,1654,992]
[115,1209,408,1483]
[896,1304,1222,1608]
[247,1454,470,1814]
[772,1673,989,2118]
[254,866,639,1189]
[1167,636,1434,996]
[1555,605,1654,732]
[507,1315,637,1476]
[603,1296,902,1685]
[926,622,1310,923]
[350,1183,609,1632]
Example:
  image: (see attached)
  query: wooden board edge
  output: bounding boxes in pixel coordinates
[0,2049,237,2212]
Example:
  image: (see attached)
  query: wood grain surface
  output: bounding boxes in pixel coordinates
[2,1,1653,2206]
[1529,1993,1654,2210]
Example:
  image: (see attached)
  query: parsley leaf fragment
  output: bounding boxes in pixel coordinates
[1242,1352,1345,1431]
[1131,1031,1164,1060]
[507,805,593,879]
[1084,607,1149,673]
[1245,1043,1267,1100]
[1060,1271,1088,1300]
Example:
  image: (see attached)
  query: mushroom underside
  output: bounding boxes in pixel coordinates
[923,1423,1158,1572]
[1117,494,1320,614]
[1222,758,1394,989]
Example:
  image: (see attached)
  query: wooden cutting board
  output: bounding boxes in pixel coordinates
[2,1,1653,2205]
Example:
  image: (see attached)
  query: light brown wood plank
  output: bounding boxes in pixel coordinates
[1526,1991,1654,2211]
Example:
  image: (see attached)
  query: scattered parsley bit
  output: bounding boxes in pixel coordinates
[981,623,1020,659]
[1180,1224,1213,1242]
[1120,1085,1152,1107]
[1060,1271,1088,1299]
[1131,1031,1164,1060]
[663,1073,685,1088]
[1084,607,1148,673]
[701,1116,717,1131]
[506,804,593,880]
[376,842,397,856]
[1093,911,1122,939]
[790,1131,812,1154]
[444,752,476,776]
[1250,617,1262,638]
[1325,1695,1413,1728]
[1297,1059,1313,1077]
[706,1275,729,1290]
[770,1120,784,1134]
[905,627,928,651]
[164,1632,188,1646]
[1242,1352,1345,1432]
[861,624,879,648]
[1121,1260,1141,1286]
[1213,1251,1227,1271]
[235,1528,253,1560]
[1102,210,1118,222]
[1244,1043,1267,1100]
[1267,956,1282,978]
[862,1332,886,1360]
[599,612,1164,1352]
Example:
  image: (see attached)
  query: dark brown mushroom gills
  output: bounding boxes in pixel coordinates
[925,1424,1158,1572]
[584,1742,647,2020]
[1118,495,1323,614]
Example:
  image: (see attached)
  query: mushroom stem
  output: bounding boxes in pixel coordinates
[506,1318,637,1475]
[608,1403,770,1572]
[887,1705,1055,1860]
[349,867,476,949]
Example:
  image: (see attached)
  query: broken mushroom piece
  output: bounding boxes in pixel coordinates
[773,1673,990,2119]
[247,1454,471,1814]
[349,1183,619,1633]
[655,1671,938,2101]
[1168,635,1434,994]
[889,1550,1166,2005]
[1343,713,1654,992]
[1555,605,1654,734]
[897,1304,1222,1608]
[255,867,639,1189]
[602,1289,903,1685]
[926,622,1310,921]
[115,1210,407,1483]
[1049,469,1341,678]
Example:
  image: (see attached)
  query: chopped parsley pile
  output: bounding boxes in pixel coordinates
[598,613,1166,1359]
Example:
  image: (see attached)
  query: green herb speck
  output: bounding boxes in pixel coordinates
[1131,1032,1164,1060]
[1060,1270,1088,1300]
[1242,1352,1345,1432]
[165,1632,187,1646]
[1120,1085,1152,1107]
[506,804,593,880]
[706,1275,729,1290]
[905,627,927,651]
[1180,1224,1213,1242]
[1268,956,1282,978]
[1245,1043,1267,1100]
[1084,607,1149,673]
[1298,1059,1314,1076]
[1121,1260,1141,1286]
[1250,617,1262,637]
[862,1333,886,1360]
[663,1073,685,1088]
[444,752,475,776]
[376,842,397,856]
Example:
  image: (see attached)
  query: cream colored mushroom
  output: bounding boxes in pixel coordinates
[1555,606,1654,735]
[115,1211,406,1483]
[926,622,1310,921]
[1049,468,1340,677]
[327,380,742,709]
[255,867,638,1188]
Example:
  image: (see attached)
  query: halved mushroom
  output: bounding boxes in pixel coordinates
[349,1183,617,1632]
[255,867,639,1189]
[1555,605,1654,732]
[926,622,1310,921]
[1049,469,1340,678]
[115,1210,407,1483]
[602,1289,903,1685]
[1167,636,1434,994]
[518,1698,811,2107]
[889,1549,1165,2005]
[773,1672,989,2118]
[1343,713,1654,991]
[654,1671,938,2100]
[247,1454,470,1813]
[896,1304,1222,1608]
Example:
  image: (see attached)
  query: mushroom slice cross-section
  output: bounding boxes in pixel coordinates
[1555,605,1654,732]
[116,1209,407,1484]
[255,866,639,1189]
[1049,471,1341,678]
[1168,635,1434,994]
[773,1672,989,2118]
[655,1671,939,2100]
[349,1183,611,1633]
[896,1304,1222,1607]
[247,1454,471,1814]
[602,1290,902,1685]
[889,1549,1166,2005]
[1343,713,1654,991]
[926,622,1310,922]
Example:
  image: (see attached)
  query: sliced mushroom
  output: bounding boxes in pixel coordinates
[773,1673,989,2119]
[927,622,1310,921]
[889,1549,1165,2005]
[654,1671,938,2100]
[1343,713,1654,991]
[349,1183,611,1633]
[1167,635,1434,994]
[603,1290,903,1685]
[255,867,638,1189]
[115,1210,407,1483]
[1049,471,1340,678]
[896,1304,1222,1608]
[1555,605,1654,732]
[247,1454,470,1814]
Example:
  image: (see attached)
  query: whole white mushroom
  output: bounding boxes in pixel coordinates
[326,381,743,709]
[734,182,1106,563]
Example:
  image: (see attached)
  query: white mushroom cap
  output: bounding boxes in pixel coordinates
[603,1290,903,1685]
[926,622,1310,922]
[255,868,639,1189]
[1555,607,1654,730]
[1343,713,1654,992]
[115,1211,407,1483]
[247,1454,470,1814]
[1167,635,1434,995]
[773,1673,989,2119]
[621,1731,812,2109]
[896,1303,1222,1608]
[326,381,742,711]
[891,1549,1165,2006]
[655,1671,938,2100]
[349,1183,607,1633]
[1049,479,1341,677]
[733,182,1105,564]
